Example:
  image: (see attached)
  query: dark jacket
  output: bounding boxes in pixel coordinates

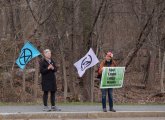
[40,59,57,91]
[97,59,117,79]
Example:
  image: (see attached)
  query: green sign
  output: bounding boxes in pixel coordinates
[100,67,125,89]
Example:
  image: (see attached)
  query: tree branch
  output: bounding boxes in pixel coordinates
[26,0,56,26]
[87,0,107,48]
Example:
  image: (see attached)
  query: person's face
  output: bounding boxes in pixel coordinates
[105,55,112,61]
[44,51,51,59]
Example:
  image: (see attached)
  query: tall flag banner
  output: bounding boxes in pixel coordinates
[74,48,99,77]
[100,67,125,88]
[16,41,41,69]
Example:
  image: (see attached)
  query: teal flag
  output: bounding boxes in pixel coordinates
[100,67,125,89]
[16,41,41,69]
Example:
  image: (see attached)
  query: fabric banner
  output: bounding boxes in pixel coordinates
[16,41,41,69]
[74,48,99,77]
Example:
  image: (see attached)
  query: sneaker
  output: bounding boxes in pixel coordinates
[103,108,107,112]
[51,106,61,111]
[43,106,51,112]
[109,108,116,112]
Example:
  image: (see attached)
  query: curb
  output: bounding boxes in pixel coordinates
[0,111,165,119]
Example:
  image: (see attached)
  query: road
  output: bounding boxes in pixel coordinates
[0,105,165,113]
[0,105,165,119]
[24,118,165,120]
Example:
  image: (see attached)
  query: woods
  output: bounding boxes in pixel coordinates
[0,0,165,103]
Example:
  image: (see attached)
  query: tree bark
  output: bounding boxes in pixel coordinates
[34,58,39,101]
[59,34,68,102]
[6,0,16,39]
[160,52,165,93]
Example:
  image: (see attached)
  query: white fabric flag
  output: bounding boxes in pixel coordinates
[74,48,99,77]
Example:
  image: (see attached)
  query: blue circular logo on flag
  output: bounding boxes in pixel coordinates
[81,55,92,71]
[19,48,32,65]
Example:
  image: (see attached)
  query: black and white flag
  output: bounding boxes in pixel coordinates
[74,48,99,77]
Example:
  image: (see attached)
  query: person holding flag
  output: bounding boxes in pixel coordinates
[98,52,117,112]
[40,49,61,111]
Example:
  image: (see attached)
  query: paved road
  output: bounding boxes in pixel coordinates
[29,118,165,120]
[0,105,165,113]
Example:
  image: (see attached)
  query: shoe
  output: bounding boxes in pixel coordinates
[51,106,61,111]
[103,108,107,112]
[43,106,51,112]
[109,108,116,112]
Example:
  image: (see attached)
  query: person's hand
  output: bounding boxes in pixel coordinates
[48,65,51,70]
[48,64,54,70]
[50,64,54,70]
[100,67,103,72]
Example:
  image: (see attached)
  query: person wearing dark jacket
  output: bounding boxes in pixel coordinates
[40,49,61,111]
[98,52,117,112]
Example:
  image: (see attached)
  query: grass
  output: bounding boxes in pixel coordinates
[0,102,41,106]
[0,101,101,106]
[0,101,164,106]
[58,102,101,106]
[115,103,165,106]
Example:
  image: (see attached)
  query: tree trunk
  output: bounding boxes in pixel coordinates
[159,48,162,74]
[6,0,16,39]
[80,0,93,101]
[5,0,17,90]
[22,70,26,102]
[160,52,165,93]
[146,50,156,89]
[61,45,67,102]
[2,8,6,35]
[142,50,151,87]
[69,0,80,101]
[146,3,159,89]
[34,58,39,101]
[59,35,68,102]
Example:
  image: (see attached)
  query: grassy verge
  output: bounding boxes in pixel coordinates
[0,101,101,106]
[0,102,165,106]
[0,101,42,106]
[0,102,164,106]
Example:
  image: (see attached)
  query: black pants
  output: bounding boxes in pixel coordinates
[43,91,55,106]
